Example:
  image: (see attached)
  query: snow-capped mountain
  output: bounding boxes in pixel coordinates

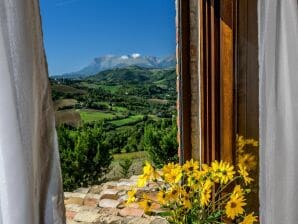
[61,54,176,77]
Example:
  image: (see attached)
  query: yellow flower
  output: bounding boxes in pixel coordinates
[211,160,235,184]
[246,139,259,147]
[183,159,199,174]
[126,189,137,204]
[181,194,192,209]
[162,162,176,175]
[236,135,259,153]
[238,153,257,171]
[236,135,246,153]
[144,161,160,179]
[164,163,182,184]
[201,163,211,173]
[143,161,154,175]
[187,170,202,188]
[240,212,258,224]
[137,174,148,187]
[232,185,244,198]
[167,186,181,201]
[200,179,212,207]
[157,190,167,205]
[137,162,159,187]
[238,164,253,185]
[138,194,153,212]
[225,194,246,220]
[211,160,221,173]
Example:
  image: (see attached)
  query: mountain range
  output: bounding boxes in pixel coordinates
[57,54,176,78]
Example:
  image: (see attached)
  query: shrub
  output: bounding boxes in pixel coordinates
[119,159,133,178]
[57,124,112,191]
[143,120,178,168]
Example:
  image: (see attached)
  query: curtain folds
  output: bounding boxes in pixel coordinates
[259,0,298,223]
[0,1,65,223]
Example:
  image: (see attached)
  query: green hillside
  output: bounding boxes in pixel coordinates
[50,66,178,190]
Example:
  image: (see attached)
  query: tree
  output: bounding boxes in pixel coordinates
[143,120,178,168]
[119,159,133,178]
[57,124,112,191]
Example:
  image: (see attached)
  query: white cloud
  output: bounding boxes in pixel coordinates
[131,53,141,59]
[120,55,129,60]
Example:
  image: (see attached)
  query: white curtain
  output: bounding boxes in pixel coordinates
[259,0,298,223]
[0,1,65,223]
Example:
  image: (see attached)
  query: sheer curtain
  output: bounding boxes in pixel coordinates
[259,0,298,223]
[0,1,65,223]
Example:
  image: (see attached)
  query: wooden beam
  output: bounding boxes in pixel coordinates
[220,0,236,163]
[177,0,191,163]
[199,0,220,164]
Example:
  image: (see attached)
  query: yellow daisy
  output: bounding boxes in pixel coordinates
[138,194,153,212]
[211,160,235,184]
[236,135,258,153]
[143,161,154,176]
[157,190,167,205]
[232,185,244,198]
[201,163,211,173]
[137,162,159,187]
[240,212,258,224]
[246,139,259,147]
[236,135,246,153]
[126,189,137,204]
[187,170,202,189]
[238,164,254,185]
[162,162,176,175]
[183,159,199,174]
[137,174,148,187]
[181,194,192,209]
[164,164,182,184]
[225,194,246,220]
[200,179,212,207]
[238,153,257,171]
[167,186,181,201]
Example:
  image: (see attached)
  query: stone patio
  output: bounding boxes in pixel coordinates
[64,175,169,224]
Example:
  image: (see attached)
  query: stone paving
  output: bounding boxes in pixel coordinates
[64,175,169,224]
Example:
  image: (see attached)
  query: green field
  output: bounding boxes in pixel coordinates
[110,115,144,127]
[113,151,148,161]
[97,84,122,93]
[79,109,116,122]
[112,106,128,112]
[80,82,122,93]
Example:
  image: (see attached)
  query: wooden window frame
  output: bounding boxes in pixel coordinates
[177,0,240,164]
[177,0,259,213]
[198,0,237,164]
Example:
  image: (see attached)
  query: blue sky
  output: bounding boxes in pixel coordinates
[40,0,176,76]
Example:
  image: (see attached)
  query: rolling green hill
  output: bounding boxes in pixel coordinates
[87,66,176,85]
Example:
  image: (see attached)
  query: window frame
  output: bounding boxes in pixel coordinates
[177,0,236,164]
[177,0,258,164]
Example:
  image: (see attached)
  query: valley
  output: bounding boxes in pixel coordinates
[51,65,178,190]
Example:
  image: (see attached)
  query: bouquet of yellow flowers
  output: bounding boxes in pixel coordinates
[126,157,258,224]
